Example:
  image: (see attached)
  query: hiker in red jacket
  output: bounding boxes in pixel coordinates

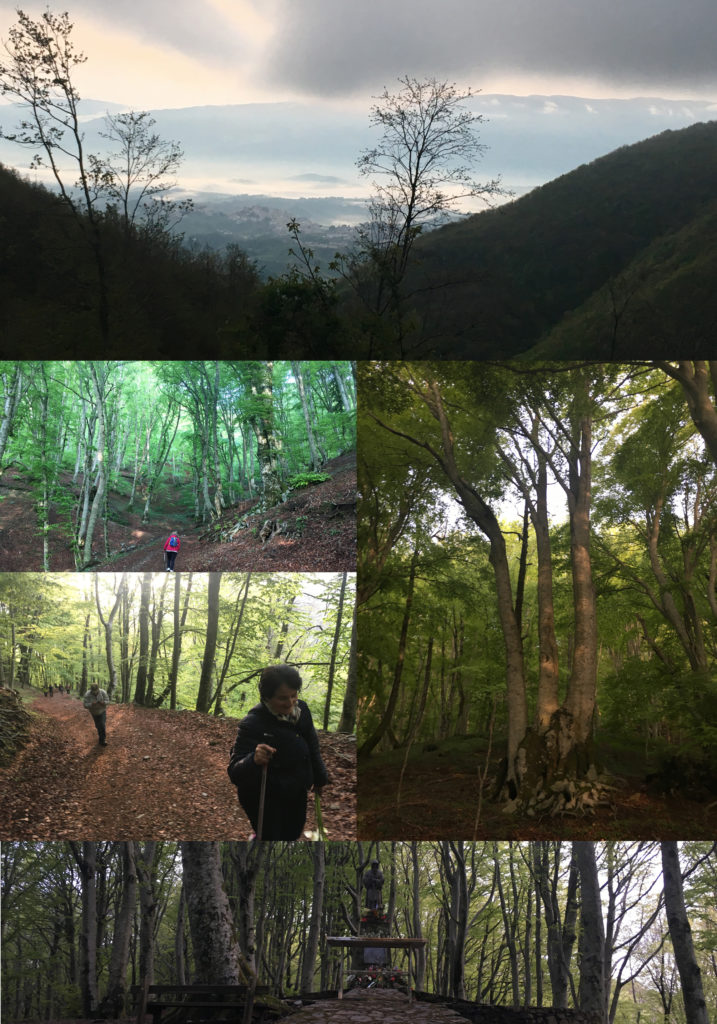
[164,530,180,571]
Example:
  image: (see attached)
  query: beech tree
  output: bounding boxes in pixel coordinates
[661,842,710,1024]
[180,843,241,986]
[0,359,355,560]
[358,361,716,819]
[2,842,715,1021]
[0,572,355,725]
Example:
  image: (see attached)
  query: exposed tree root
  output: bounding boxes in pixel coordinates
[499,711,621,817]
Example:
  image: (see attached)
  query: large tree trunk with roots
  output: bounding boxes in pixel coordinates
[502,407,611,816]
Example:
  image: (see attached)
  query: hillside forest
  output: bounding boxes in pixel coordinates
[1,4,714,360]
[357,361,717,839]
[1,841,714,1024]
[383,120,717,359]
[0,571,357,839]
[0,361,356,571]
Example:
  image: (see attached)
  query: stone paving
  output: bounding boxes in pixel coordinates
[286,989,469,1024]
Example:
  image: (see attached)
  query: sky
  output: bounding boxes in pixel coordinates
[1,1,716,199]
[2,0,717,108]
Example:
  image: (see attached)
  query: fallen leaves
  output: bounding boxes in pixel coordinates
[0,694,357,840]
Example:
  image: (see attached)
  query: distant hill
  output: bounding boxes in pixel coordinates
[180,192,364,277]
[401,120,717,358]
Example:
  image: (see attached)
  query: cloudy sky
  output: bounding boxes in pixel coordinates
[2,0,715,108]
[1,1,716,198]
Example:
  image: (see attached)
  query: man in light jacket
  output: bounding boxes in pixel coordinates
[83,682,110,746]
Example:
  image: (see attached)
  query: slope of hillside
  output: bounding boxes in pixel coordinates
[403,120,717,358]
[529,201,717,357]
[0,454,356,572]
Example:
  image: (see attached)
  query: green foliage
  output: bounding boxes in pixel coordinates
[288,471,331,488]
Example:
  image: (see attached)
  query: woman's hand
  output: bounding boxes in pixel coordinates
[254,743,276,766]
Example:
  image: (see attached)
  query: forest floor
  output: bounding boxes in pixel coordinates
[357,733,717,840]
[285,990,468,1023]
[0,691,356,840]
[14,991,471,1024]
[0,453,356,572]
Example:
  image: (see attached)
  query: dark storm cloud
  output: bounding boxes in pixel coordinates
[0,0,249,67]
[261,0,717,95]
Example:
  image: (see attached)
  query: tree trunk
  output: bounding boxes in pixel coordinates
[300,843,325,993]
[0,364,24,466]
[71,842,98,1018]
[82,364,108,567]
[411,842,426,990]
[337,598,357,733]
[246,362,283,508]
[196,573,222,713]
[133,573,152,705]
[575,842,607,1023]
[136,841,158,988]
[180,843,242,985]
[661,841,710,1024]
[323,572,347,730]
[100,843,137,1018]
[292,361,322,471]
[95,574,125,698]
[359,543,420,756]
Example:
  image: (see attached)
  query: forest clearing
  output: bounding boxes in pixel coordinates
[0,452,356,572]
[358,361,717,834]
[0,361,356,570]
[0,691,356,840]
[1,841,713,1024]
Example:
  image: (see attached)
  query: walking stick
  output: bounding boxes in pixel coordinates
[256,762,268,840]
[314,790,327,840]
[255,733,273,841]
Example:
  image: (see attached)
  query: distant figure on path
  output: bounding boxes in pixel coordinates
[83,682,110,746]
[227,664,328,840]
[363,860,384,909]
[164,530,180,571]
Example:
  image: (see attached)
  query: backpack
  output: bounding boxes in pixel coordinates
[169,534,178,548]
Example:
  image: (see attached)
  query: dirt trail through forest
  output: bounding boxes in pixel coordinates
[0,454,356,571]
[289,991,467,1024]
[0,693,356,840]
[96,530,200,572]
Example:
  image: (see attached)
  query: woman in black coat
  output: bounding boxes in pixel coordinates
[227,664,329,840]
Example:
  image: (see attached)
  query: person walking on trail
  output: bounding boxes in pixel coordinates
[83,682,110,746]
[164,530,180,571]
[227,664,329,840]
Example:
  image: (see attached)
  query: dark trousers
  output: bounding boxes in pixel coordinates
[165,550,177,570]
[237,788,307,840]
[90,710,106,743]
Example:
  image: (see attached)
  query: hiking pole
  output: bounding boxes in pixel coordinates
[314,790,327,840]
[256,733,273,840]
[256,762,268,841]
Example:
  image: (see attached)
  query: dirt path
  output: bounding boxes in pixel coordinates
[290,991,467,1024]
[0,454,356,572]
[0,693,356,840]
[96,531,200,572]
